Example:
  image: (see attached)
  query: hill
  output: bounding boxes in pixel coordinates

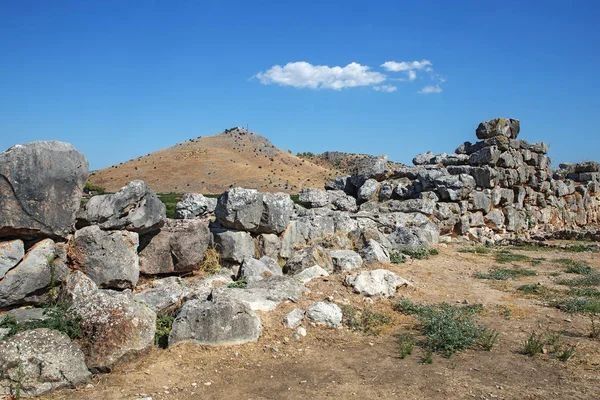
[88,128,344,194]
[88,128,404,194]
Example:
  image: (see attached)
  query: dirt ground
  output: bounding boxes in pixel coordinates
[40,242,600,400]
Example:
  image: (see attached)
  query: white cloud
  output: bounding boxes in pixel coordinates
[418,85,443,94]
[407,70,417,81]
[373,84,397,93]
[381,60,432,72]
[255,61,386,90]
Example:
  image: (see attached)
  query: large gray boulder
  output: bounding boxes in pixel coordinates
[133,276,188,313]
[306,302,342,328]
[256,233,281,259]
[283,245,334,274]
[213,230,255,263]
[0,239,68,309]
[0,329,90,397]
[0,239,24,279]
[239,256,283,282]
[68,225,139,290]
[260,192,294,234]
[0,141,88,239]
[359,239,391,264]
[357,179,381,203]
[168,299,261,346]
[139,218,211,275]
[298,188,330,208]
[215,188,293,234]
[76,180,165,234]
[211,276,306,311]
[476,118,520,140]
[387,226,430,254]
[61,271,156,373]
[350,156,388,187]
[214,187,263,231]
[344,269,411,297]
[329,250,363,272]
[174,193,217,219]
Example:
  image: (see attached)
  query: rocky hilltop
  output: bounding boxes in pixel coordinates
[88,127,344,194]
[0,118,599,397]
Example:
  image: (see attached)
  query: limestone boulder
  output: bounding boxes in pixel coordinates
[329,250,363,272]
[283,245,334,274]
[306,302,342,328]
[213,230,255,264]
[0,141,88,239]
[139,218,211,275]
[359,239,391,264]
[76,180,165,234]
[169,299,261,346]
[0,239,68,309]
[344,269,411,297]
[174,193,217,219]
[294,265,330,284]
[476,118,520,140]
[239,256,283,282]
[0,329,90,397]
[298,188,330,208]
[0,239,24,279]
[69,226,139,290]
[61,272,156,373]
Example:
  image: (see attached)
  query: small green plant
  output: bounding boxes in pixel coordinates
[568,288,600,297]
[476,268,537,280]
[397,334,415,359]
[421,349,433,364]
[521,331,545,356]
[546,330,563,354]
[0,306,82,340]
[402,247,429,260]
[557,259,594,275]
[429,248,439,256]
[459,246,491,254]
[495,250,531,264]
[497,305,512,320]
[557,345,576,361]
[157,193,182,219]
[478,327,499,351]
[557,272,600,287]
[227,276,248,289]
[390,252,406,264]
[340,305,391,336]
[517,283,546,295]
[155,314,175,349]
[393,299,487,358]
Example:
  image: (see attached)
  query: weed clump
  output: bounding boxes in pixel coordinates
[227,277,248,289]
[475,268,537,280]
[155,314,175,348]
[393,298,493,358]
[340,305,391,336]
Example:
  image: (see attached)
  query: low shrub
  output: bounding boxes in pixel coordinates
[340,305,391,336]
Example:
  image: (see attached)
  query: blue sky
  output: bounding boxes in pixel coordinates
[1,0,599,170]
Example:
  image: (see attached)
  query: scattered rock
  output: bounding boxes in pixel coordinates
[283,308,305,329]
[174,193,216,219]
[306,302,342,328]
[344,269,411,297]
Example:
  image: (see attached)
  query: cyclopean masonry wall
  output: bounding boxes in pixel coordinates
[0,119,599,397]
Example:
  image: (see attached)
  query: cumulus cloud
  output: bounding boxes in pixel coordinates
[373,84,397,93]
[418,85,443,94]
[381,60,432,72]
[255,61,386,90]
[254,59,445,94]
[381,59,434,82]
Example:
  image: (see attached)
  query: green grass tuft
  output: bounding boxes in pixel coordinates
[476,268,537,281]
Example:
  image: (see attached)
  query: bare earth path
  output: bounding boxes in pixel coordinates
[41,243,600,400]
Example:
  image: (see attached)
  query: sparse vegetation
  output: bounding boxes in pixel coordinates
[521,331,545,356]
[556,272,600,287]
[397,334,415,359]
[459,246,491,254]
[200,248,222,275]
[495,250,532,264]
[475,267,537,280]
[227,277,248,289]
[340,305,391,336]
[390,252,406,264]
[517,283,547,295]
[155,314,175,349]
[393,298,492,358]
[157,193,182,219]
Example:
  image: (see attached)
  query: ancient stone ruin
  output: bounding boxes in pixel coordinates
[0,118,598,396]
